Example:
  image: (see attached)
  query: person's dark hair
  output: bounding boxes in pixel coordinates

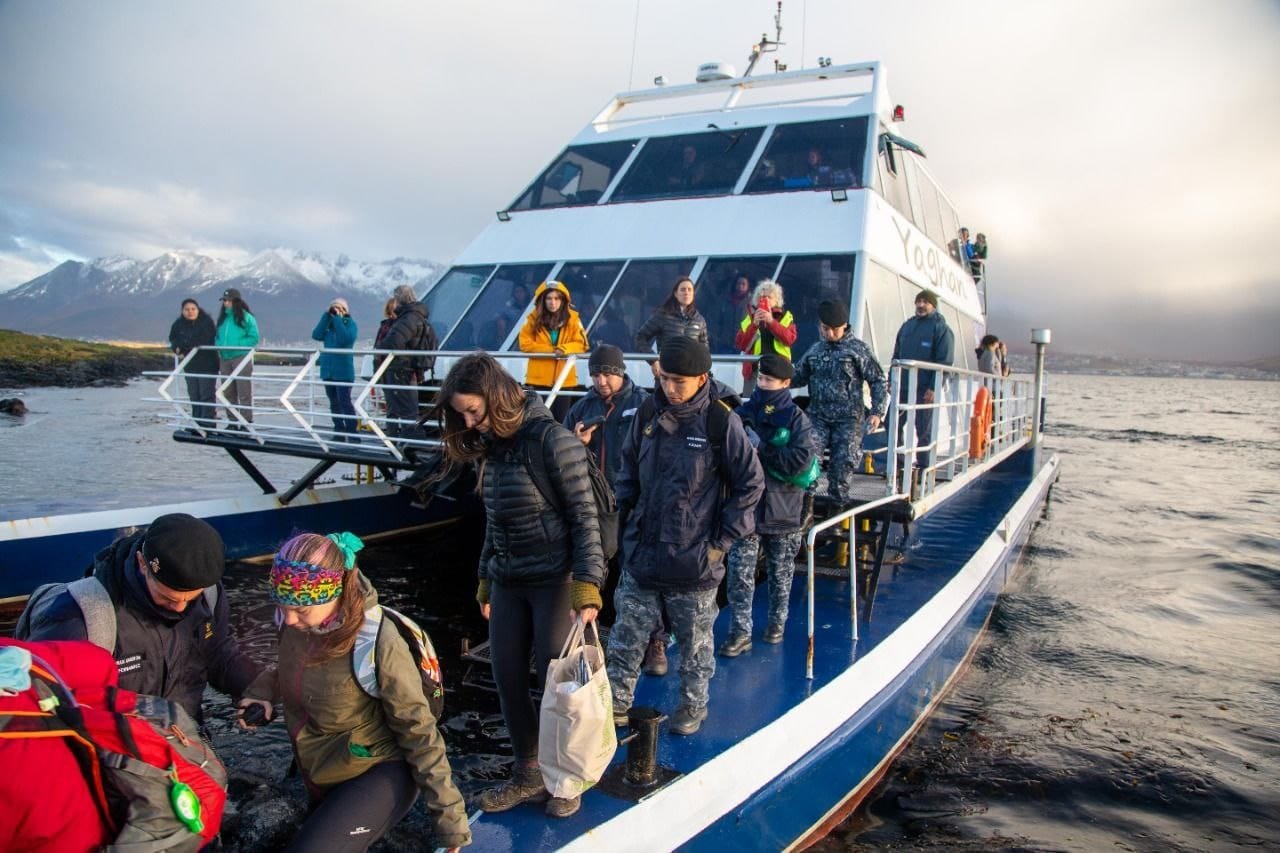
[432,352,528,484]
[218,295,252,328]
[181,298,199,310]
[980,334,999,348]
[661,276,697,316]
[275,533,365,661]
[535,285,569,333]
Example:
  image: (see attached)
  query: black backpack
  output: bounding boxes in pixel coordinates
[411,319,439,379]
[523,419,619,560]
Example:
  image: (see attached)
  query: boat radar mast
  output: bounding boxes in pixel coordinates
[742,1,786,77]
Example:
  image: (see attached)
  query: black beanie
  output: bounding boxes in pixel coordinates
[916,289,938,307]
[659,336,712,377]
[140,513,226,591]
[588,344,626,376]
[818,299,849,328]
[757,353,794,381]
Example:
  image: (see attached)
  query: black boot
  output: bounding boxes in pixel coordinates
[475,763,548,812]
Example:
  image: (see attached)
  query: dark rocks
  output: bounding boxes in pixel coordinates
[0,398,27,415]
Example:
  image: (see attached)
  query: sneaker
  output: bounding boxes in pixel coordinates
[669,705,708,736]
[642,637,668,676]
[475,772,548,813]
[762,623,784,644]
[546,795,581,818]
[612,702,631,727]
[717,633,752,658]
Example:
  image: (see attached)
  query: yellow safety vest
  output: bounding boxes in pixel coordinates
[739,310,794,360]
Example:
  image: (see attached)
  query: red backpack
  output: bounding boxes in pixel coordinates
[0,639,228,851]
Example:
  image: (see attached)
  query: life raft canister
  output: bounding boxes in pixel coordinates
[969,386,993,459]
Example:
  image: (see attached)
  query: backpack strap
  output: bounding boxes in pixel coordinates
[521,418,562,513]
[353,605,384,699]
[65,578,117,653]
[636,395,731,458]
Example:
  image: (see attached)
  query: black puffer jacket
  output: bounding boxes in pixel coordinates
[478,394,606,589]
[634,306,709,355]
[19,531,259,722]
[377,301,433,376]
[168,311,219,375]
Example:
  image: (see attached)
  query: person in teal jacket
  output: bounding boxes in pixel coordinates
[312,297,360,440]
[216,288,261,426]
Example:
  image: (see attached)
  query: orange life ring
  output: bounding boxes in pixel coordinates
[969,386,992,459]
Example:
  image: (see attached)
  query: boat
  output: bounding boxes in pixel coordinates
[0,26,1059,851]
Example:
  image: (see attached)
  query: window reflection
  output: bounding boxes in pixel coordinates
[443,263,554,350]
[773,254,856,358]
[503,261,624,350]
[745,118,868,194]
[694,257,782,354]
[423,266,495,343]
[510,141,638,211]
[611,128,763,202]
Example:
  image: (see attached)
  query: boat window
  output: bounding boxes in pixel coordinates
[773,254,856,358]
[743,117,868,194]
[501,260,626,351]
[913,169,947,248]
[610,128,764,202]
[442,263,554,351]
[509,141,639,211]
[864,260,905,366]
[941,203,961,257]
[954,311,978,371]
[422,265,495,343]
[943,305,970,370]
[902,152,925,230]
[592,258,697,352]
[694,256,783,354]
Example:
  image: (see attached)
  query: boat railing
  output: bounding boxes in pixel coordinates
[884,360,1037,510]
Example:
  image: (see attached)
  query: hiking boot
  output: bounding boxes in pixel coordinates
[475,767,548,813]
[642,637,668,676]
[669,705,708,736]
[762,622,785,644]
[613,702,631,727]
[546,795,581,818]
[717,633,752,658]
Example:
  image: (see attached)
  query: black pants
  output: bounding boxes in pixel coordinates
[286,760,419,853]
[383,369,423,440]
[488,579,573,763]
[184,373,217,426]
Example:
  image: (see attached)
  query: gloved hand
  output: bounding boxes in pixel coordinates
[744,426,761,449]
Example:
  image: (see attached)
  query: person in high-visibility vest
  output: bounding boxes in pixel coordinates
[733,279,797,395]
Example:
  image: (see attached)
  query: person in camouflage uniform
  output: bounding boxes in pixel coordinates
[720,355,818,656]
[791,299,887,505]
[607,338,764,736]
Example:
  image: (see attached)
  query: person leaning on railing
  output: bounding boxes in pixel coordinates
[168,297,219,427]
[215,288,260,428]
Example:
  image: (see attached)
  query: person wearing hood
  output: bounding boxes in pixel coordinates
[168,297,219,427]
[606,338,765,737]
[377,284,435,441]
[792,299,888,506]
[518,280,588,420]
[435,353,604,819]
[240,532,471,851]
[15,513,262,723]
[215,287,261,426]
[720,354,817,657]
[312,296,360,441]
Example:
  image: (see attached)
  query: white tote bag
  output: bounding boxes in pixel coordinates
[538,619,617,798]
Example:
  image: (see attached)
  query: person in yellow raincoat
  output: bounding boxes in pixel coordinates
[518,280,588,419]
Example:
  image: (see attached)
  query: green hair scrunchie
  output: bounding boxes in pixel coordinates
[326,531,365,570]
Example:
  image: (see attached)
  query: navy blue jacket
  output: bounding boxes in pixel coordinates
[311,311,358,381]
[892,310,954,392]
[615,380,765,592]
[792,333,887,422]
[738,389,817,535]
[562,376,648,488]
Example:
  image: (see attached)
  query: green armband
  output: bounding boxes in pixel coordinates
[767,426,792,447]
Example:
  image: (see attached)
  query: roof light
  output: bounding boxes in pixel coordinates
[830,189,848,203]
[496,210,511,222]
[893,104,905,122]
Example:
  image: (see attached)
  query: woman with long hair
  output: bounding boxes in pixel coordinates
[215,287,261,426]
[517,280,587,420]
[634,276,709,356]
[168,297,219,426]
[434,352,604,819]
[240,532,470,851]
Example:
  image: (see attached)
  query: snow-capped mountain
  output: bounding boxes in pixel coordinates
[0,250,447,344]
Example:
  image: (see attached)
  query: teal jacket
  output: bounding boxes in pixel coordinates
[216,311,261,359]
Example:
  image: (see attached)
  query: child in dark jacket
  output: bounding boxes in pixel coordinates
[720,354,818,656]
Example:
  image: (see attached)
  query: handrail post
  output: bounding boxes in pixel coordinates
[1030,329,1051,471]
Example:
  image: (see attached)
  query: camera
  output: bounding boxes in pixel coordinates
[579,414,605,429]
[241,702,268,726]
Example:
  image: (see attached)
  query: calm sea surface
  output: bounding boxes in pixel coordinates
[2,373,1278,851]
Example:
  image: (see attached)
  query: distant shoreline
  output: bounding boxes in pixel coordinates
[0,329,172,389]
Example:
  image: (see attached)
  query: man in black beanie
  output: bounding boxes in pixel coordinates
[892,289,954,469]
[16,513,262,722]
[792,299,888,505]
[607,336,765,735]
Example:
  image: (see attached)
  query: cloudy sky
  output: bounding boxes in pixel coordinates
[2,0,1278,361]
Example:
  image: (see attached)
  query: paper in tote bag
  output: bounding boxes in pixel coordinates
[538,619,617,798]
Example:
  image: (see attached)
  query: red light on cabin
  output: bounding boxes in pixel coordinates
[893,104,905,122]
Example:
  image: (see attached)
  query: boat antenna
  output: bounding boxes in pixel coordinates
[743,1,785,78]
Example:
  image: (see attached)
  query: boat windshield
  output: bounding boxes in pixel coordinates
[422,265,494,344]
[442,263,553,350]
[695,257,783,354]
[744,117,868,194]
[509,140,638,211]
[774,254,856,357]
[589,258,697,352]
[611,128,765,202]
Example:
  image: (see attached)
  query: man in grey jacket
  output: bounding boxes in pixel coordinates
[892,289,955,469]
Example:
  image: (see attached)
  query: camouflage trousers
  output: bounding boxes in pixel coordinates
[725,532,804,638]
[810,414,865,505]
[607,571,719,712]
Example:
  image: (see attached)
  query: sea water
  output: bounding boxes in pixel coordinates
[2,374,1278,850]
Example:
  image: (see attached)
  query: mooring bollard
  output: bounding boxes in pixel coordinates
[623,706,666,787]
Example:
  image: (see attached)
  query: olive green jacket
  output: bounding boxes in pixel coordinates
[246,578,470,847]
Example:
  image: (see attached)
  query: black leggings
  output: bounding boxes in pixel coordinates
[286,760,419,853]
[488,579,573,763]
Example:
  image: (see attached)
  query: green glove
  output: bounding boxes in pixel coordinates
[767,426,792,447]
[790,455,821,489]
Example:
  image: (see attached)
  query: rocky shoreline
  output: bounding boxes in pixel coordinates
[0,329,173,389]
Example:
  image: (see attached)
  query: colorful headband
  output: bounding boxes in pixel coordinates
[269,556,344,606]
